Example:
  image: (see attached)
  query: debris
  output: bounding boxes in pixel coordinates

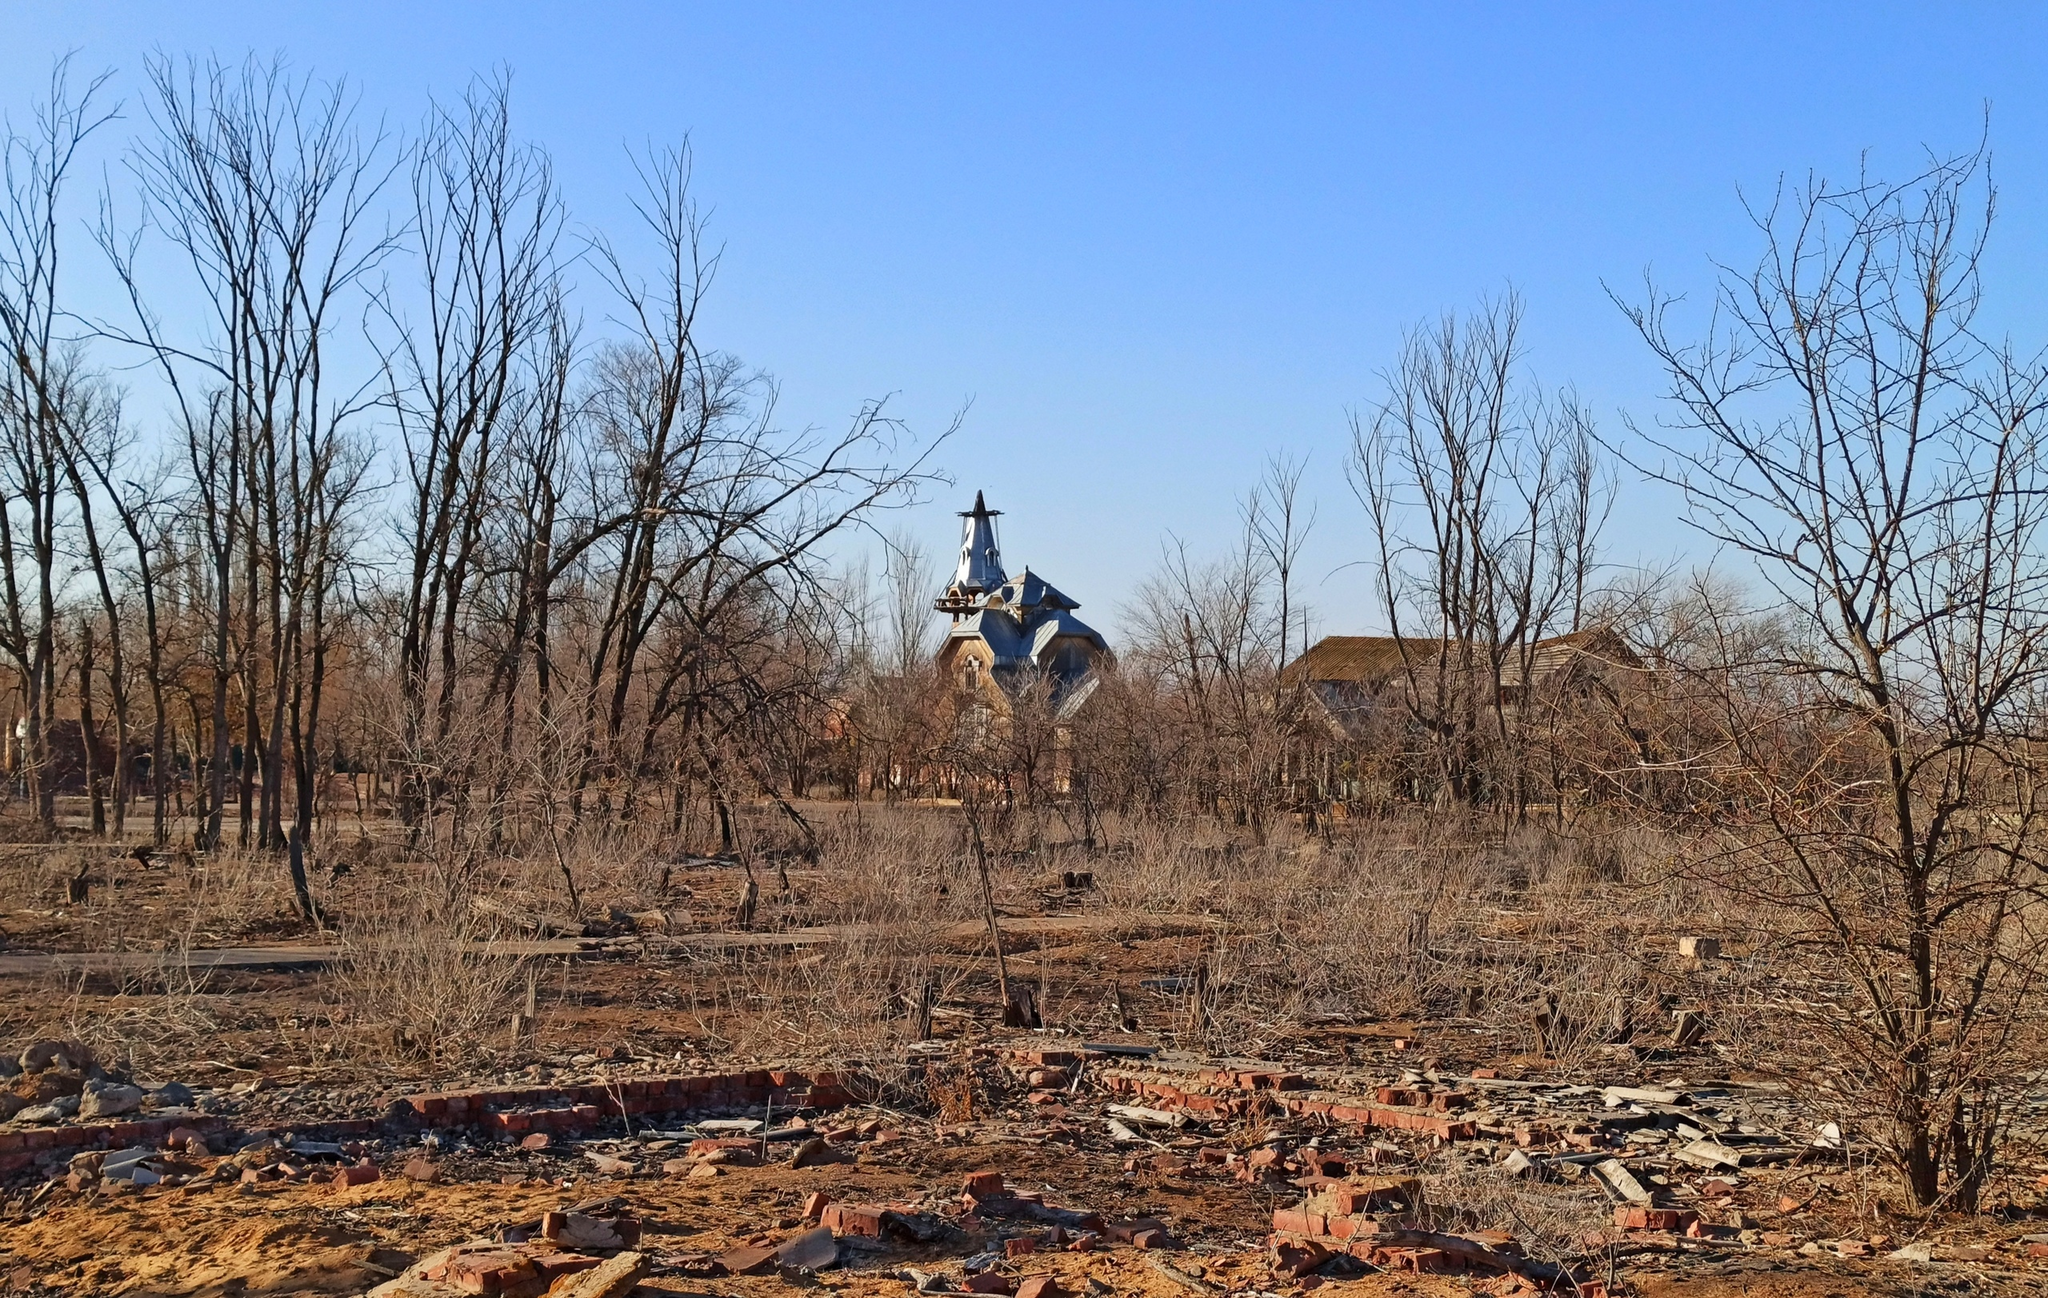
[1677,936,1721,959]
[775,1226,840,1271]
[1149,1257,1221,1295]
[80,1080,145,1118]
[541,1250,647,1298]
[1591,1159,1652,1205]
[790,1135,849,1168]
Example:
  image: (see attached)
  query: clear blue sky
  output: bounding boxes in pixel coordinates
[6,3,2045,642]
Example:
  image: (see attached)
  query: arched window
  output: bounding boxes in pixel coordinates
[964,656,980,690]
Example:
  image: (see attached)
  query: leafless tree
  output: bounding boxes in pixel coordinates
[0,59,117,832]
[1349,293,1606,816]
[105,53,393,920]
[377,72,564,839]
[1619,142,2048,1207]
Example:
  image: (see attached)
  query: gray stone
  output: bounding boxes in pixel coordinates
[0,1054,19,1078]
[1887,1242,1933,1262]
[15,1102,64,1124]
[80,1081,145,1119]
[149,1081,195,1108]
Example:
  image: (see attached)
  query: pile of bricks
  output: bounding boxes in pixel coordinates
[1094,1063,1479,1140]
[400,1067,858,1135]
[0,1113,234,1176]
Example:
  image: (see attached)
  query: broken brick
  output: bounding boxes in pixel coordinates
[718,1244,780,1276]
[1271,1236,1331,1276]
[963,1169,1006,1197]
[821,1203,886,1238]
[332,1163,380,1189]
[963,1273,1015,1294]
[1015,1278,1064,1298]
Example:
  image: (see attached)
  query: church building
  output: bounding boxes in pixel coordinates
[933,492,1109,714]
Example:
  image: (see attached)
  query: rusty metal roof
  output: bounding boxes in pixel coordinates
[1282,636,1446,685]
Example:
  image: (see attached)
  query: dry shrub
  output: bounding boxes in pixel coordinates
[330,882,527,1071]
[1417,1156,1612,1271]
[1078,813,1726,1060]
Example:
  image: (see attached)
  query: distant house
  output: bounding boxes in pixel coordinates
[1280,627,1648,806]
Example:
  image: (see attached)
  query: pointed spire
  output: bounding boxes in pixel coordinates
[951,492,1005,594]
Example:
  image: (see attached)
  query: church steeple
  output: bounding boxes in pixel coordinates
[937,491,1006,614]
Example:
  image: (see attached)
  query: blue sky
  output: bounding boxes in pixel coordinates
[6,3,2045,641]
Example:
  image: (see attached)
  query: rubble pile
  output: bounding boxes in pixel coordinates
[4,1032,2047,1294]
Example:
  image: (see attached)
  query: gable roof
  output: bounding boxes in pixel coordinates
[991,568,1081,613]
[1282,636,1446,686]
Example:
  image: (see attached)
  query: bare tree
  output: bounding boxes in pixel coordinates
[0,59,116,832]
[1349,293,1606,816]
[1619,143,2048,1207]
[378,72,564,840]
[106,54,392,921]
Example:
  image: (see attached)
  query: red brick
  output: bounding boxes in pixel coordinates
[803,1191,831,1220]
[1132,1228,1173,1249]
[333,1163,381,1189]
[1272,1208,1324,1236]
[963,1169,1006,1197]
[1107,1217,1168,1243]
[962,1274,1014,1295]
[822,1204,886,1237]
[1004,1237,1038,1257]
[1271,1237,1331,1275]
[1015,1278,1063,1298]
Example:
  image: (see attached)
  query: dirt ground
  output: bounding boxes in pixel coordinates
[2,808,2046,1297]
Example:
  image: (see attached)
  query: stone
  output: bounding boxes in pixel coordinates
[790,1136,848,1168]
[1887,1242,1933,1262]
[519,1132,550,1151]
[149,1081,195,1108]
[543,1212,639,1251]
[688,1162,721,1179]
[20,1039,93,1074]
[0,1055,18,1078]
[583,1151,637,1176]
[80,1081,145,1119]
